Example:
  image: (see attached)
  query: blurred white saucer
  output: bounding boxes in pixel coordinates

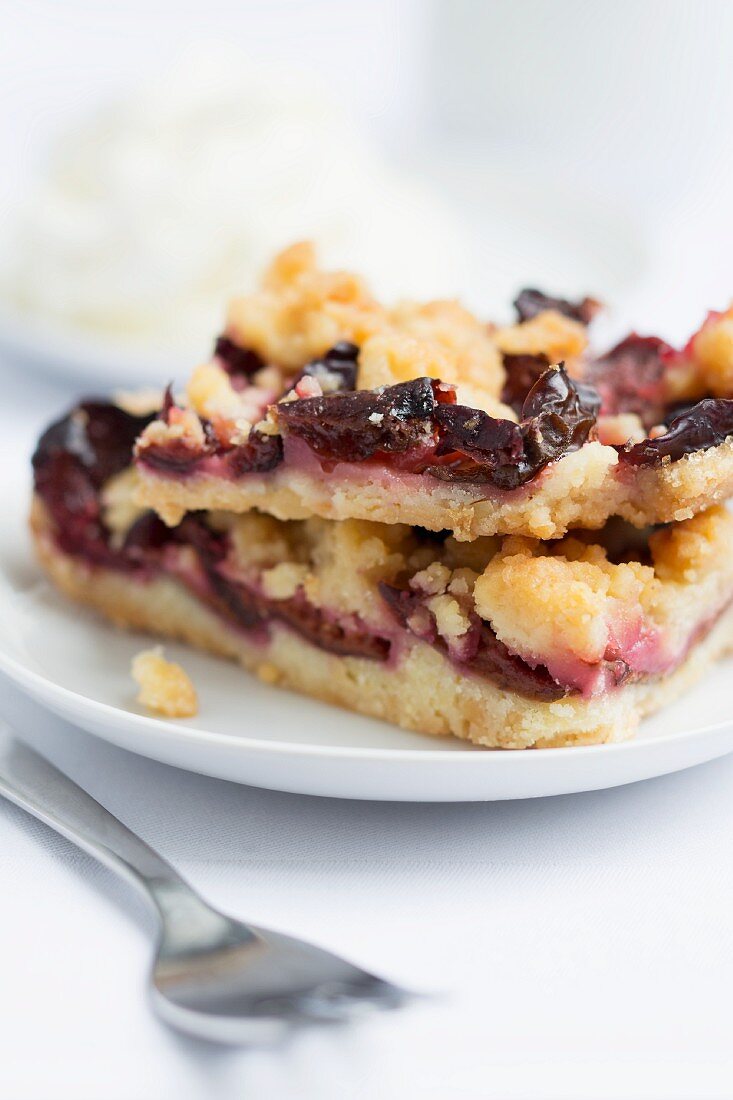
[0,303,187,390]
[0,157,649,389]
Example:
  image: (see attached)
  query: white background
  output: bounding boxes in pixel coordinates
[2,2,733,1097]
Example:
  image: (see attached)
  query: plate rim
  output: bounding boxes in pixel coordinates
[0,621,731,766]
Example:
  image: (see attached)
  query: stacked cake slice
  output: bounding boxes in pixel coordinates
[30,243,733,747]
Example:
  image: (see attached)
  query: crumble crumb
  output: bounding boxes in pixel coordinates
[137,406,206,452]
[597,413,646,447]
[230,417,253,445]
[256,662,281,685]
[294,375,323,399]
[131,646,198,718]
[186,360,271,425]
[426,593,471,639]
[113,388,166,416]
[410,560,451,595]
[261,562,309,600]
[356,332,454,391]
[447,567,479,597]
[253,411,281,436]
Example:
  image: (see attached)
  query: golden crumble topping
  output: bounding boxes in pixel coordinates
[468,506,733,667]
[186,361,247,420]
[649,505,733,583]
[356,332,454,391]
[691,307,733,396]
[213,242,508,410]
[495,310,588,362]
[425,592,472,639]
[226,242,387,369]
[597,413,646,447]
[474,536,658,665]
[389,298,504,393]
[357,332,511,418]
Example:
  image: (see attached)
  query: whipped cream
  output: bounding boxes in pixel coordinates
[1,52,468,363]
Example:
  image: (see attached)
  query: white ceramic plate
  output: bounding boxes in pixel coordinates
[2,468,733,801]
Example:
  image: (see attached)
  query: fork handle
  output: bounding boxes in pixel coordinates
[0,725,185,903]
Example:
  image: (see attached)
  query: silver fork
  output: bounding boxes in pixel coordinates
[0,726,411,1043]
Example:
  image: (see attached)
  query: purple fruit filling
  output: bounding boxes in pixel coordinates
[136,357,605,490]
[288,341,360,395]
[214,336,265,386]
[379,582,568,700]
[501,353,551,415]
[426,366,600,489]
[32,402,156,566]
[36,400,731,703]
[620,397,733,466]
[136,392,285,477]
[585,334,674,429]
[33,404,389,661]
[224,430,284,476]
[172,516,389,660]
[276,376,452,462]
[513,288,600,325]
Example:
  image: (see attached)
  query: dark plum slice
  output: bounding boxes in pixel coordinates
[427,365,599,490]
[214,336,265,387]
[138,438,212,474]
[279,365,597,487]
[141,345,359,477]
[501,353,551,415]
[142,365,598,489]
[468,623,569,699]
[289,341,360,395]
[172,514,389,657]
[585,334,674,428]
[174,515,229,563]
[33,401,154,490]
[513,288,601,325]
[270,596,390,660]
[277,376,452,462]
[378,584,438,643]
[141,397,285,478]
[122,511,172,557]
[620,397,733,466]
[199,556,264,630]
[32,401,157,564]
[226,430,284,476]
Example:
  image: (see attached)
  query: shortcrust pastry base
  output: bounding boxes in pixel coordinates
[136,437,733,540]
[31,500,733,749]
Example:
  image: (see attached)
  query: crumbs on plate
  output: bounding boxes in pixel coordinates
[131,646,198,718]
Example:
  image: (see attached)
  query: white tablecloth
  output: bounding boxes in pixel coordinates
[1,359,732,1100]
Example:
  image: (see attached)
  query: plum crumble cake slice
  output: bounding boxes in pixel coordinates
[132,244,733,540]
[31,398,733,749]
